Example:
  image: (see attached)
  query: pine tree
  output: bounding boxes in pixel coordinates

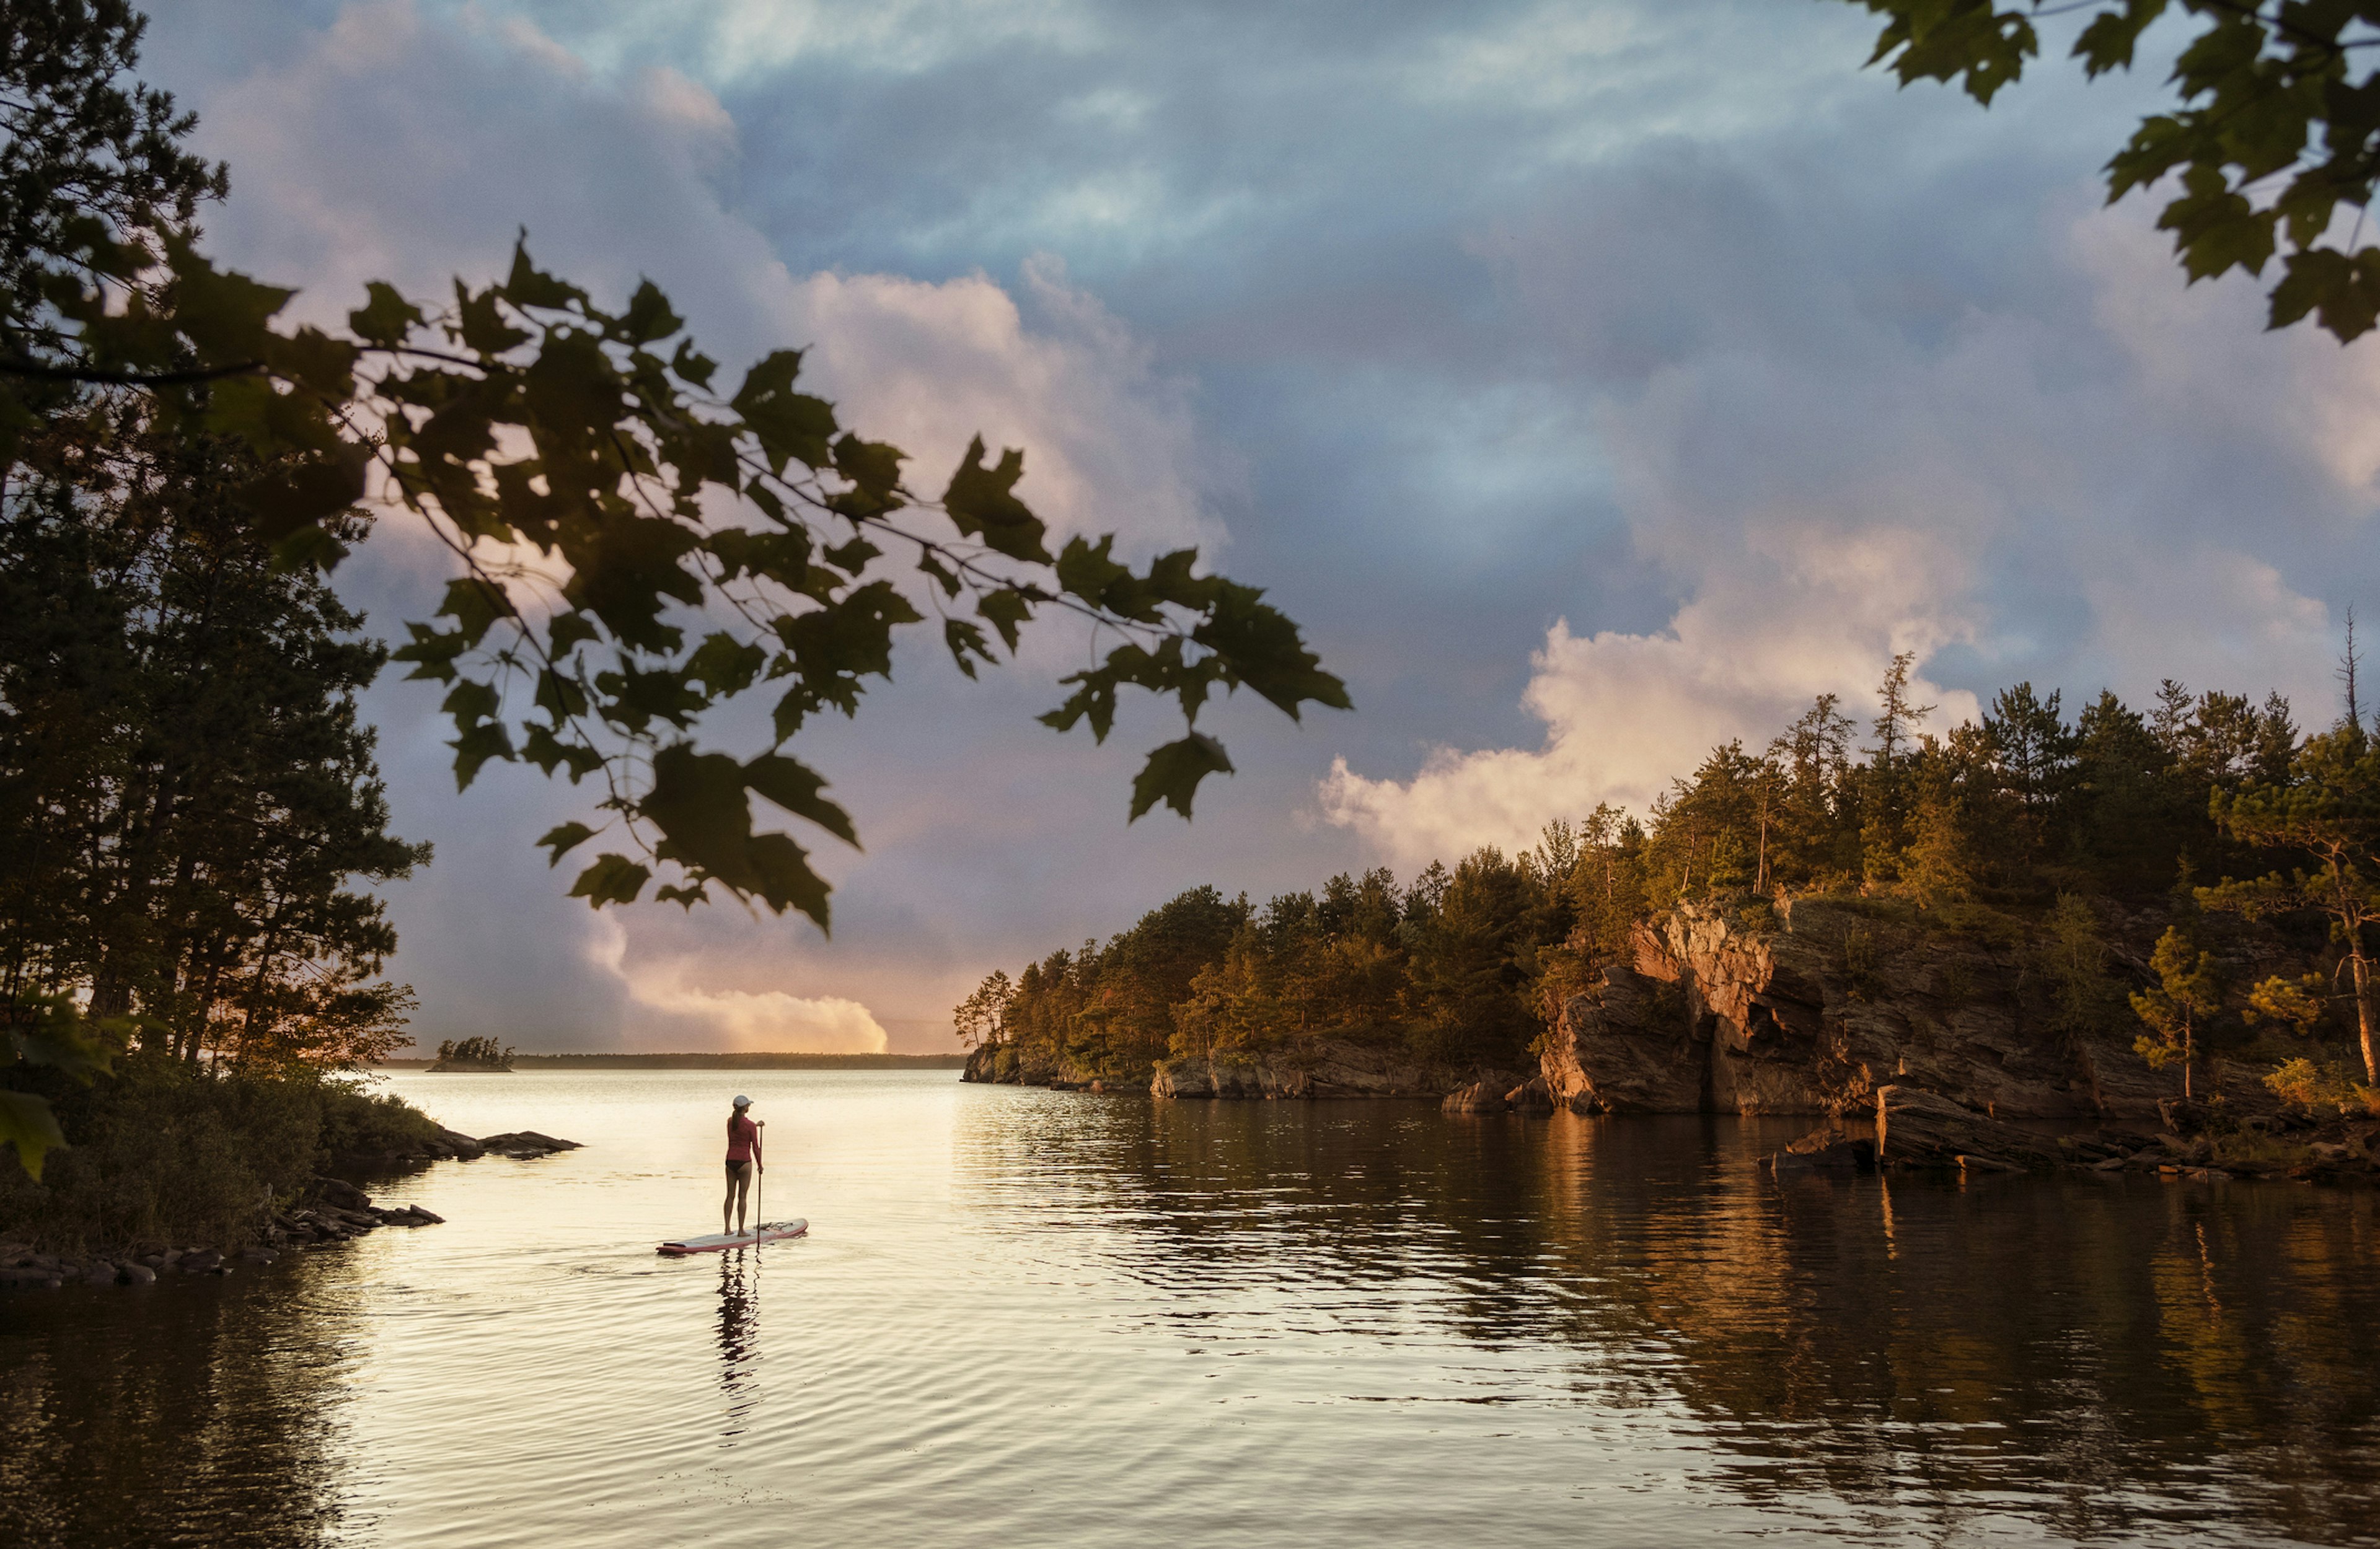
[0,421,428,1070]
[2203,729,2380,1084]
[2131,926,2223,1100]
[1861,652,1936,889]
[1901,759,1973,910]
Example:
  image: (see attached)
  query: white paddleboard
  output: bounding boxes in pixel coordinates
[657,1219,808,1255]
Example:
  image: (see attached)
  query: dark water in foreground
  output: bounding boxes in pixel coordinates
[3,1069,2378,1547]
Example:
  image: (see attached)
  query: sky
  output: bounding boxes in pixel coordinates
[136,1,2380,1053]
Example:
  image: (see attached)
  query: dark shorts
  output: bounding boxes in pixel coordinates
[725,1159,752,1179]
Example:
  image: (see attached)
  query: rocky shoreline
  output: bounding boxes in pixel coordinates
[0,1128,581,1295]
[964,896,2380,1183]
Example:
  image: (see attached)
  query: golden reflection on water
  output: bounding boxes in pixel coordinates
[962,1097,2380,1542]
[4,1073,2378,1548]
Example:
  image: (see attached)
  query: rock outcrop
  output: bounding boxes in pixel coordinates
[1154,1040,1452,1099]
[961,1042,1065,1086]
[1766,1126,1875,1173]
[1440,1076,1558,1115]
[1506,1077,1556,1114]
[1539,965,1708,1113]
[1872,1084,2062,1171]
[1541,899,2277,1123]
[475,1131,581,1159]
[326,1125,573,1171]
[0,1179,459,1296]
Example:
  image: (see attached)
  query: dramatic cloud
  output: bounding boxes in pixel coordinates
[1319,133,2374,864]
[774,257,1220,559]
[136,0,2380,1047]
[586,920,887,1053]
[154,1,1237,1049]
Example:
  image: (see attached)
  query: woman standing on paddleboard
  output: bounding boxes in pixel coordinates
[724,1095,764,1237]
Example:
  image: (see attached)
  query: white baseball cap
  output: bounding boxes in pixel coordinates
[732,1094,752,1107]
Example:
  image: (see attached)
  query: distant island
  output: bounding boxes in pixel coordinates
[425,1037,515,1073]
[381,1051,968,1071]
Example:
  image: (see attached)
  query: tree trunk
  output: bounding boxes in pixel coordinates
[2355,950,2378,1087]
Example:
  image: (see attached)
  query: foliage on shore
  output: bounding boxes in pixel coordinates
[0,2,436,1177]
[0,1053,438,1252]
[962,656,2380,1097]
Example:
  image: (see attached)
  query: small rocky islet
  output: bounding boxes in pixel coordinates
[0,1126,581,1295]
[970,896,2380,1183]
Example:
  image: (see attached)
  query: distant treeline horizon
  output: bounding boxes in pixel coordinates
[378,1051,967,1070]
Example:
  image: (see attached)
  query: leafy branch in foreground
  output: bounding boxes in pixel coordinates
[4,233,1349,928]
[1850,1,2380,341]
[1,996,116,1178]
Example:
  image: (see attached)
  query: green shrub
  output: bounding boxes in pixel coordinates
[2264,1057,2380,1116]
[0,1055,438,1252]
[1930,900,2027,946]
[318,1083,441,1156]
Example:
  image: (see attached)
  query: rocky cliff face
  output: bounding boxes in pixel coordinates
[961,1043,1072,1086]
[1152,1041,1460,1099]
[1541,899,2224,1121]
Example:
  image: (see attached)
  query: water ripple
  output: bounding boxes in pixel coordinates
[4,1071,2379,1547]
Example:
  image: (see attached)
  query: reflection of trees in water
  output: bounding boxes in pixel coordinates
[954,1093,2380,1542]
[954,1092,1574,1315]
[1585,1153,2380,1542]
[0,1265,352,1548]
[716,1252,760,1442]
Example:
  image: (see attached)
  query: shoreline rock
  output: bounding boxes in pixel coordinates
[330,1125,576,1172]
[1,1125,575,1295]
[1872,1084,2064,1172]
[1155,1042,1457,1100]
[1756,1081,2379,1184]
[475,1131,581,1159]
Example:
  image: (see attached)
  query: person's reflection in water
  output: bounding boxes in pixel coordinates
[716,1249,760,1442]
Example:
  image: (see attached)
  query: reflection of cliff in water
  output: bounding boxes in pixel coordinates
[1531,1116,2380,1542]
[0,1262,355,1548]
[954,1092,2380,1542]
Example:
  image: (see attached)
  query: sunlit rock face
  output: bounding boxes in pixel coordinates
[1152,1043,1465,1100]
[1542,901,2226,1121]
[960,1043,1062,1086]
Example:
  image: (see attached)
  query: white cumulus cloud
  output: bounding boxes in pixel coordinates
[588,919,888,1052]
[1319,524,1978,867]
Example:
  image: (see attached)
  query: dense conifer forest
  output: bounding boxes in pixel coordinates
[959,652,2380,1109]
[0,5,445,1239]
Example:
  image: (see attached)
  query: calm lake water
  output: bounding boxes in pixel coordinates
[4,1068,2379,1547]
